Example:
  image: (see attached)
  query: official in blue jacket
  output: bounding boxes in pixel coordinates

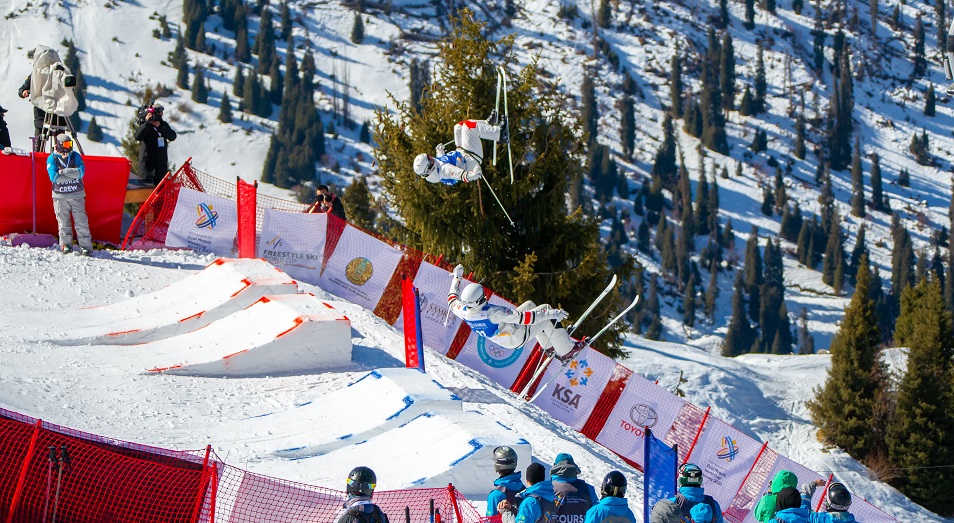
[773,487,811,523]
[516,463,555,523]
[799,482,857,523]
[487,446,525,517]
[669,463,724,523]
[583,471,636,523]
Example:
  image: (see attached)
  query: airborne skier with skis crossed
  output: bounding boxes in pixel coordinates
[413,111,509,184]
[448,264,584,364]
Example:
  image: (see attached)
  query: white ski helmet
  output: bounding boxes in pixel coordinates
[460,283,487,308]
[413,153,433,177]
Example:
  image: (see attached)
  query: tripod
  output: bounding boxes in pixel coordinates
[38,111,84,155]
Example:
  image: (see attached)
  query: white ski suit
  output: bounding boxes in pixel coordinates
[447,275,578,357]
[422,119,502,185]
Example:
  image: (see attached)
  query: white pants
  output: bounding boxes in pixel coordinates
[53,197,92,249]
[454,120,501,171]
[503,301,577,356]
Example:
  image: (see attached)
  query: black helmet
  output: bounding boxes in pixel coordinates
[493,446,518,474]
[347,466,377,497]
[601,470,627,498]
[825,482,852,512]
[678,463,704,487]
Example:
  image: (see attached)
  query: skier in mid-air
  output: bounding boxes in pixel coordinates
[413,111,509,184]
[448,264,585,364]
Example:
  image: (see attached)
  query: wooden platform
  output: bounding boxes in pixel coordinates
[125,187,155,204]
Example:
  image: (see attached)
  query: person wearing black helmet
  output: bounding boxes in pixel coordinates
[668,463,723,523]
[134,102,177,186]
[582,471,637,523]
[799,481,856,522]
[488,446,525,520]
[337,466,389,523]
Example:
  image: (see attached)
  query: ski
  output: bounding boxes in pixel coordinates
[517,275,618,399]
[493,68,502,167]
[526,294,640,403]
[499,65,514,184]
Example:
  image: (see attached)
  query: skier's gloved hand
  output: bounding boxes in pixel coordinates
[799,482,819,500]
[546,309,569,322]
[453,264,464,278]
[435,143,446,156]
[464,168,482,182]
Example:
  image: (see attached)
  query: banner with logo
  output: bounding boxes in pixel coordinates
[318,225,403,311]
[729,451,825,523]
[594,373,686,466]
[684,418,764,511]
[166,188,237,255]
[452,294,534,388]
[392,262,467,355]
[530,347,616,431]
[258,209,327,284]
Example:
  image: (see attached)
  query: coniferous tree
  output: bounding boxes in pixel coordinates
[343,176,376,230]
[236,14,252,63]
[797,308,814,354]
[751,128,767,152]
[870,154,884,211]
[176,45,190,89]
[891,214,917,311]
[828,47,854,171]
[760,185,774,216]
[684,98,703,138]
[581,72,598,144]
[753,42,767,114]
[620,95,635,160]
[849,224,868,285]
[637,219,651,254]
[808,254,885,457]
[720,0,730,26]
[720,33,736,111]
[796,219,812,265]
[781,202,803,242]
[194,22,207,53]
[744,227,763,324]
[351,12,365,44]
[899,167,910,186]
[374,13,627,353]
[925,83,936,116]
[696,173,711,237]
[723,271,756,356]
[812,13,826,72]
[700,30,728,154]
[744,0,755,29]
[256,7,276,74]
[761,238,791,354]
[233,65,246,97]
[850,137,865,217]
[822,209,846,293]
[870,0,879,34]
[218,92,234,123]
[913,13,927,76]
[794,115,806,159]
[684,272,697,327]
[359,120,371,143]
[887,279,954,514]
[279,1,292,40]
[670,50,683,117]
[739,86,754,116]
[653,114,678,185]
[86,116,103,142]
[268,59,284,105]
[191,66,208,103]
[646,275,663,340]
[705,259,720,321]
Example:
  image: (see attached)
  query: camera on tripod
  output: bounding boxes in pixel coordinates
[27,46,78,118]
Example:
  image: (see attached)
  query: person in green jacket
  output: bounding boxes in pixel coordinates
[754,471,798,522]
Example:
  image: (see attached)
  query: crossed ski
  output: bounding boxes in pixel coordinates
[493,65,514,184]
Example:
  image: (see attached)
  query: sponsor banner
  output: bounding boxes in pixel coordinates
[258,209,327,284]
[685,418,764,511]
[393,262,467,355]
[848,498,899,523]
[530,347,616,431]
[318,225,403,311]
[453,294,533,388]
[732,452,825,523]
[594,373,686,467]
[166,188,237,255]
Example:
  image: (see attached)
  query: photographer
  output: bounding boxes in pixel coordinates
[18,46,76,151]
[134,103,177,186]
[48,134,92,255]
[0,106,11,149]
[312,184,346,221]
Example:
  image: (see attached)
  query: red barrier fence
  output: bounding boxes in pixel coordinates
[0,153,130,245]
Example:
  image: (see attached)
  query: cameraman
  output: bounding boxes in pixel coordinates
[310,184,346,221]
[18,75,68,151]
[134,104,177,186]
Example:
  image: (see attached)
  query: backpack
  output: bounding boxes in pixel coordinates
[344,504,387,523]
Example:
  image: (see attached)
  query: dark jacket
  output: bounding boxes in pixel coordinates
[337,498,389,523]
[325,193,347,221]
[134,120,177,180]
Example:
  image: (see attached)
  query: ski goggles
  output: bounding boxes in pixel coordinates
[60,139,73,149]
[347,478,376,490]
[426,155,435,173]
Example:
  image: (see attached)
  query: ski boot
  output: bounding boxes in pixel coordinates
[80,247,92,257]
[555,339,587,365]
[498,115,509,144]
[486,109,499,126]
[60,244,72,254]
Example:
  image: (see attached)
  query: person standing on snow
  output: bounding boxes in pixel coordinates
[772,487,811,523]
[337,466,389,523]
[412,110,509,184]
[754,471,804,522]
[515,463,556,523]
[448,264,585,364]
[134,103,177,186]
[583,471,637,523]
[649,499,685,523]
[669,463,724,523]
[48,134,92,255]
[549,453,598,523]
[799,481,857,523]
[488,446,525,521]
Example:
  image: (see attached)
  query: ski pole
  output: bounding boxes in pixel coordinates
[51,445,69,523]
[480,175,515,227]
[435,507,442,523]
[44,446,57,523]
[429,499,435,523]
[405,506,411,523]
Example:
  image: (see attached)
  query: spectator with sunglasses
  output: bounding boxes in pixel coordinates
[412,110,509,185]
[134,103,177,186]
[338,466,389,523]
[48,134,92,255]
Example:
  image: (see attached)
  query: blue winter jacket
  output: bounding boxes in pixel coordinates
[773,507,812,523]
[670,487,725,523]
[583,497,637,523]
[515,481,556,523]
[551,474,599,508]
[47,151,85,181]
[798,497,857,523]
[487,471,525,516]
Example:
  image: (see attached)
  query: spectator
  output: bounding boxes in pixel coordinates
[583,471,637,523]
[48,134,91,255]
[515,463,556,523]
[649,499,684,523]
[550,453,599,522]
[800,481,856,523]
[488,446,525,521]
[773,487,810,523]
[337,466,389,523]
[0,105,10,149]
[315,184,347,221]
[134,103,177,186]
[669,463,723,523]
[754,471,800,522]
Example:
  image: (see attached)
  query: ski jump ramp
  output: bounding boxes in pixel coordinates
[53,258,299,345]
[230,368,530,496]
[142,294,352,376]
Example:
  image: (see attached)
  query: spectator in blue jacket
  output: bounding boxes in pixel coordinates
[669,463,724,523]
[516,463,555,523]
[773,487,811,523]
[583,471,636,523]
[799,482,857,523]
[488,446,525,518]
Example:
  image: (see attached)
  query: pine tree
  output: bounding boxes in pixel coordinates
[760,238,791,354]
[887,279,954,514]
[256,8,277,74]
[797,308,814,354]
[720,33,736,111]
[797,219,812,265]
[812,14,826,72]
[581,72,599,144]
[744,0,755,29]
[619,95,635,160]
[870,0,879,35]
[236,23,252,63]
[849,224,868,285]
[891,214,917,310]
[705,259,720,321]
[822,209,846,293]
[670,50,683,117]
[269,59,284,106]
[850,137,865,217]
[359,120,371,143]
[218,92,233,123]
[696,172,711,237]
[753,42,767,114]
[597,0,612,27]
[925,83,936,116]
[646,275,663,340]
[194,22,207,53]
[781,202,803,242]
[723,271,756,356]
[808,254,885,457]
[870,153,884,211]
[343,176,376,230]
[191,66,208,103]
[351,12,365,44]
[913,13,927,76]
[700,29,728,154]
[233,65,246,97]
[739,86,754,116]
[828,47,854,171]
[744,227,763,324]
[637,219,651,254]
[794,115,806,159]
[760,185,774,216]
[177,49,190,90]
[279,1,292,40]
[652,114,678,186]
[684,98,703,138]
[720,0,730,26]
[374,12,627,354]
[684,272,697,327]
[86,116,103,142]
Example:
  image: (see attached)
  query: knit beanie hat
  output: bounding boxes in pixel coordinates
[776,487,801,511]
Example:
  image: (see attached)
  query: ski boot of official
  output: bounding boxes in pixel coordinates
[486,109,499,126]
[555,339,587,365]
[60,244,72,254]
[498,115,510,144]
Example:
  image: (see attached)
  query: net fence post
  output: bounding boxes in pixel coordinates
[6,419,42,523]
[447,483,464,523]
[190,445,213,523]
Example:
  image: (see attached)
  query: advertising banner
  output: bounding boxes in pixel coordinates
[594,373,686,466]
[685,418,765,511]
[530,347,617,431]
[732,453,825,523]
[318,225,403,311]
[392,261,465,355]
[258,209,327,284]
[452,294,533,388]
[166,188,237,255]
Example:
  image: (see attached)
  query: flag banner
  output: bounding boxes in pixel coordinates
[685,418,765,511]
[594,373,687,466]
[530,347,617,431]
[393,262,467,355]
[166,187,237,255]
[403,279,424,370]
[644,429,678,523]
[318,225,404,311]
[258,209,327,284]
[452,294,533,388]
[729,452,826,523]
[236,178,257,258]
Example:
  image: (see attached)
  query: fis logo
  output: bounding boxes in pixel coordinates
[266,235,284,249]
[194,203,218,229]
[717,436,740,462]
